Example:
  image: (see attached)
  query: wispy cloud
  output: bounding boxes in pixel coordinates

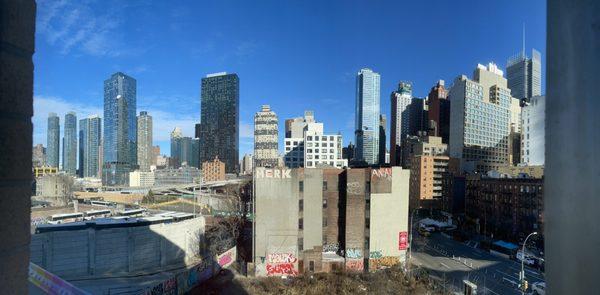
[36,0,140,57]
[240,122,253,138]
[235,41,259,57]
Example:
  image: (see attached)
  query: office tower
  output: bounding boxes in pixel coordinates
[152,146,160,166]
[241,153,253,174]
[355,68,381,165]
[409,97,429,136]
[62,112,77,175]
[191,138,200,168]
[254,105,279,168]
[506,48,542,101]
[378,114,387,165]
[342,142,355,161]
[79,115,101,178]
[195,123,201,139]
[180,136,193,166]
[47,113,60,168]
[427,80,450,143]
[521,95,545,165]
[103,72,137,185]
[508,98,522,165]
[284,111,347,168]
[199,72,239,173]
[390,81,412,166]
[449,63,512,172]
[136,111,153,171]
[170,127,183,167]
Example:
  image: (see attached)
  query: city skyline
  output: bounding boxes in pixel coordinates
[32,1,546,158]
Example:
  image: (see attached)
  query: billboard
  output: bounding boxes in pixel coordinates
[399,231,408,250]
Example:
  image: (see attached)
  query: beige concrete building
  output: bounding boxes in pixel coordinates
[497,165,544,178]
[202,157,226,182]
[128,170,155,187]
[252,167,409,276]
[409,156,460,209]
[400,135,448,168]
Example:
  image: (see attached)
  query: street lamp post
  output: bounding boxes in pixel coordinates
[407,207,420,274]
[520,231,538,294]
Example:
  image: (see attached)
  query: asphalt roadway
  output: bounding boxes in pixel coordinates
[411,231,545,295]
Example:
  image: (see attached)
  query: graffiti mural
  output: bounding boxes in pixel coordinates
[322,243,339,253]
[255,168,291,179]
[345,259,364,271]
[217,246,236,268]
[371,168,392,179]
[267,253,297,264]
[369,256,400,270]
[369,250,382,259]
[346,182,363,195]
[266,263,298,276]
[346,248,362,259]
[371,168,392,193]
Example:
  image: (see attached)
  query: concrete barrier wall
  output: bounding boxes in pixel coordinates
[30,217,205,280]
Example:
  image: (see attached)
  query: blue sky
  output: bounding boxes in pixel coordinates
[33,0,546,157]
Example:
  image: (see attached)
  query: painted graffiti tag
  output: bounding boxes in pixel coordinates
[266,263,298,276]
[371,168,392,179]
[255,168,291,179]
[369,250,382,259]
[323,243,339,253]
[267,253,297,264]
[217,247,236,268]
[345,259,364,271]
[369,256,400,270]
[346,182,362,195]
[346,248,362,259]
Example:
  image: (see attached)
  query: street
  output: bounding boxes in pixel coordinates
[411,230,545,294]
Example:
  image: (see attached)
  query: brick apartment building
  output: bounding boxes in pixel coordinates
[253,167,410,276]
[202,156,226,182]
[465,174,544,241]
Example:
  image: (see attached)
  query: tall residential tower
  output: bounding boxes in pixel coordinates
[103,72,137,185]
[254,105,279,168]
[137,111,153,171]
[79,115,101,178]
[62,112,77,175]
[355,68,381,165]
[47,113,60,168]
[390,81,412,166]
[199,72,239,173]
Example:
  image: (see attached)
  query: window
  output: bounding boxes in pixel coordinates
[309,261,315,272]
[299,199,303,211]
[299,181,304,192]
[323,181,327,190]
[298,238,303,251]
[323,217,327,227]
[299,218,303,230]
[323,199,328,208]
[307,136,312,140]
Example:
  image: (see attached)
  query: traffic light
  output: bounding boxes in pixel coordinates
[522,280,529,291]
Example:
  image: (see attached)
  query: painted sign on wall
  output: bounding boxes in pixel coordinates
[255,168,291,179]
[399,231,408,250]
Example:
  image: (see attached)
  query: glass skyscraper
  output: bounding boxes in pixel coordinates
[46,113,60,168]
[79,115,101,177]
[199,72,239,173]
[355,68,381,165]
[63,112,77,175]
[103,72,137,185]
[506,49,542,101]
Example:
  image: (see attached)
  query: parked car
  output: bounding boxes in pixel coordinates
[532,282,545,295]
[517,251,536,266]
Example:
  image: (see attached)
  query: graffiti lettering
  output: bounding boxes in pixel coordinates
[369,256,400,270]
[217,247,236,268]
[345,259,364,271]
[268,253,297,264]
[346,182,362,195]
[371,168,392,179]
[369,250,382,259]
[346,248,362,259]
[256,168,292,179]
[322,243,339,253]
[266,263,298,276]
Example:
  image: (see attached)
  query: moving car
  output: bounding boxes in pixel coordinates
[532,282,545,295]
[516,251,536,266]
